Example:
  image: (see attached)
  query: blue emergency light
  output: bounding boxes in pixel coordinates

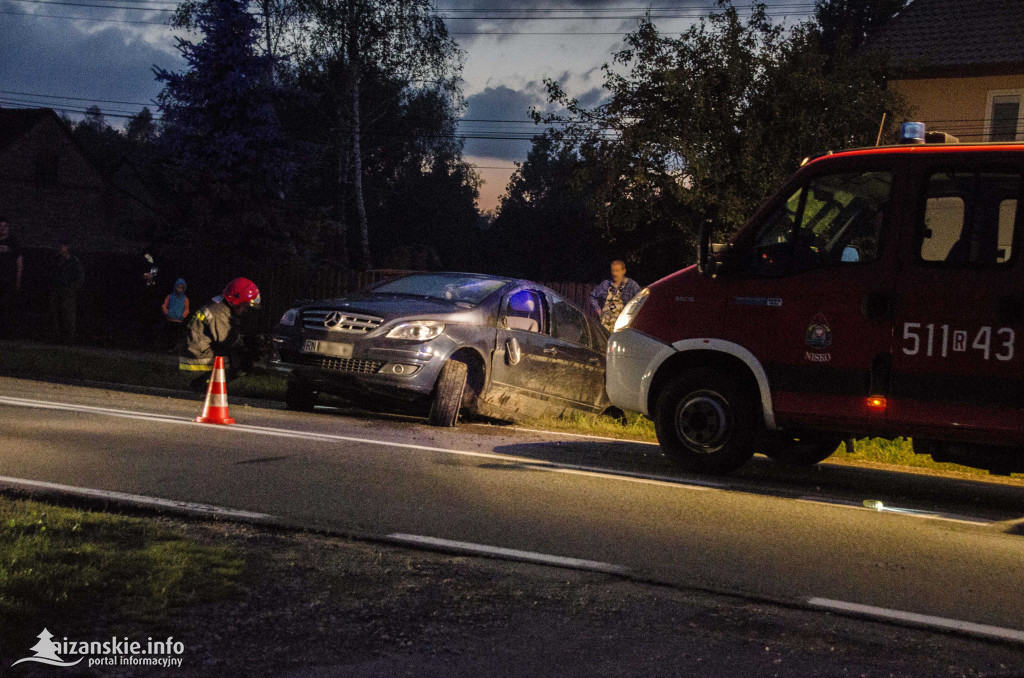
[899,122,926,144]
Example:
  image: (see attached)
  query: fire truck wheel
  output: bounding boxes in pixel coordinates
[763,436,840,466]
[285,379,319,412]
[654,370,758,474]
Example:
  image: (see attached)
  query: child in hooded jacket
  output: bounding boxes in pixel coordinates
[161,278,190,352]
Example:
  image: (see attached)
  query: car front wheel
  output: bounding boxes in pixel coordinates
[428,360,468,427]
[654,369,759,474]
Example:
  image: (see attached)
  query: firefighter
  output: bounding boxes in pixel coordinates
[180,277,262,389]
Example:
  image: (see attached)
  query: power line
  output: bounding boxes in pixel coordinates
[7,0,176,10]
[0,88,158,107]
[0,8,169,23]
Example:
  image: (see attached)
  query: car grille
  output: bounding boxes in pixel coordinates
[302,355,384,374]
[302,309,384,334]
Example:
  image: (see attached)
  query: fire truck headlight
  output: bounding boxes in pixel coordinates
[613,288,650,332]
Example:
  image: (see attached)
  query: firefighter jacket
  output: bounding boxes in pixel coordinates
[179,300,239,372]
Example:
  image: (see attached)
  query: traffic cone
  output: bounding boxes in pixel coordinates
[195,356,235,425]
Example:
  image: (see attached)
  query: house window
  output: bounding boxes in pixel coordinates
[987,90,1024,142]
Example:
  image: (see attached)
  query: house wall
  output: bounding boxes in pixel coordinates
[0,115,153,253]
[891,73,1024,141]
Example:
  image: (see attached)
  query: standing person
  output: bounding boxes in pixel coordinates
[50,244,85,344]
[0,215,24,339]
[590,259,642,332]
[179,277,261,389]
[161,278,190,352]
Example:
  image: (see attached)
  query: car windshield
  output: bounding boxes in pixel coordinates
[369,274,507,306]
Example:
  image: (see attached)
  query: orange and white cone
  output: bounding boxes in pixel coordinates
[195,356,235,425]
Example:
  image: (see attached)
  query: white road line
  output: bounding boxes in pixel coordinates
[388,533,629,576]
[0,396,721,492]
[0,475,275,521]
[807,597,1024,644]
[794,496,991,526]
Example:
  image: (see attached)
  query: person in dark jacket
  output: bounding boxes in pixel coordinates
[180,277,261,389]
[161,278,190,352]
[0,215,24,339]
[50,244,85,344]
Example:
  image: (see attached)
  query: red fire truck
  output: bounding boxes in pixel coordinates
[606,130,1024,474]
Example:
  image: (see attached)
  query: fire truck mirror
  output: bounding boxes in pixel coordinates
[697,220,717,277]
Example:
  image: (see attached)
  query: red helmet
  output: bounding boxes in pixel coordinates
[222,277,261,308]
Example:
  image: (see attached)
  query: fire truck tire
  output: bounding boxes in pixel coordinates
[763,436,840,466]
[429,359,468,427]
[285,379,319,412]
[654,370,758,474]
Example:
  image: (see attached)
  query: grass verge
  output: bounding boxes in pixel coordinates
[0,341,286,400]
[0,496,244,650]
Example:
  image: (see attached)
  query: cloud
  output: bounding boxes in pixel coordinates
[574,86,608,109]
[459,84,553,160]
[0,2,182,122]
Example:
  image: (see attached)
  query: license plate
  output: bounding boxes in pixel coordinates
[301,339,353,358]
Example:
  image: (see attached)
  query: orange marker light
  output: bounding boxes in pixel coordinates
[866,396,887,412]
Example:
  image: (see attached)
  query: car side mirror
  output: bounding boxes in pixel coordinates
[841,246,861,263]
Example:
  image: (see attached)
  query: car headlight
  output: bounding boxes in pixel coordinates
[613,288,650,332]
[385,320,445,341]
[278,308,300,326]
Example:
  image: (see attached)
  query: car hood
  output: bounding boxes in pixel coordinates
[301,294,486,324]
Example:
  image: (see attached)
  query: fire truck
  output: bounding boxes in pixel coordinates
[606,126,1024,474]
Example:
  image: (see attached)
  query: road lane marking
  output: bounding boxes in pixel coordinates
[0,475,275,521]
[0,396,721,492]
[388,533,629,576]
[807,597,1024,644]
[794,496,992,526]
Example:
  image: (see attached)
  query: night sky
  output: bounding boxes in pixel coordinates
[0,1,814,209]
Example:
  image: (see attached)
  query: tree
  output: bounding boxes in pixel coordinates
[155,0,284,188]
[294,0,461,269]
[125,107,158,147]
[490,134,606,282]
[70,106,127,174]
[516,1,910,281]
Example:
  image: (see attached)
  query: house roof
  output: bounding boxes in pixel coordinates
[867,0,1024,75]
[0,107,57,153]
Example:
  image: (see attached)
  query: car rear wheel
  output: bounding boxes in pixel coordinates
[284,379,318,412]
[654,369,759,474]
[429,360,468,427]
[763,435,840,466]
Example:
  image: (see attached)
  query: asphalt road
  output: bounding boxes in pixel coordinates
[2,375,1024,642]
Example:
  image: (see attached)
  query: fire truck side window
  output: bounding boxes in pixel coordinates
[920,173,1022,266]
[743,171,891,276]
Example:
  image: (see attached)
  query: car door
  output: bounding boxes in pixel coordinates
[544,293,602,413]
[719,163,903,432]
[487,288,555,418]
[888,161,1024,438]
